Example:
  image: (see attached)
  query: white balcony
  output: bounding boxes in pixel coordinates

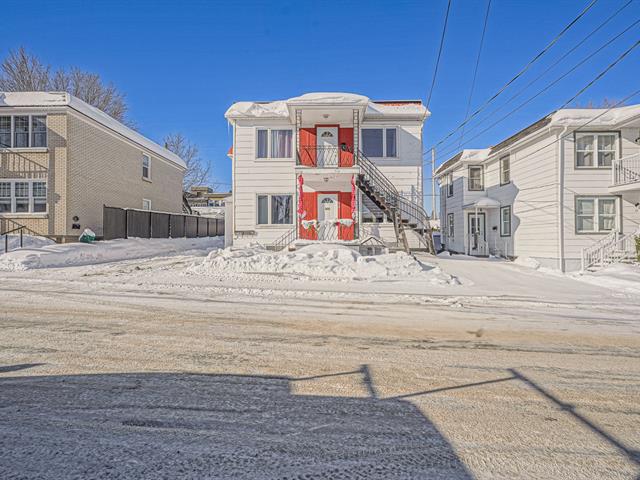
[610,153,640,203]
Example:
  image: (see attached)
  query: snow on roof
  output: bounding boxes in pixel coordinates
[225,92,428,120]
[464,197,501,209]
[0,91,186,169]
[435,149,489,176]
[549,105,640,127]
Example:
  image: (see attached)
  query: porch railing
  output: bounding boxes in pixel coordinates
[581,229,637,271]
[612,153,640,187]
[297,145,355,168]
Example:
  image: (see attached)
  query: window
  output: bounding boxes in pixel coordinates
[575,196,618,233]
[257,194,293,225]
[500,206,512,236]
[500,155,510,185]
[447,172,454,197]
[0,117,10,148]
[362,127,397,158]
[31,116,47,148]
[142,199,151,210]
[142,154,151,179]
[256,128,292,159]
[0,180,47,214]
[0,115,47,148]
[575,132,618,168]
[14,116,29,148]
[468,166,484,191]
[447,213,454,238]
[271,130,292,158]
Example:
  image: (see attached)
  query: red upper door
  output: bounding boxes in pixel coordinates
[338,128,354,167]
[299,128,316,166]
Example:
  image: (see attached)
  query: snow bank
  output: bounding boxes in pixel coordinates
[574,263,640,294]
[0,237,223,271]
[2,234,55,252]
[191,243,459,284]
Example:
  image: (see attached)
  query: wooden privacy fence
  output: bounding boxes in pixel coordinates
[103,206,223,240]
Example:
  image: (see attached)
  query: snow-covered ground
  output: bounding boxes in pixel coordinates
[0,237,223,271]
[2,234,55,252]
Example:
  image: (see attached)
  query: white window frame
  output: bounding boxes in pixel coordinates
[446,172,454,197]
[500,155,510,185]
[142,154,151,180]
[575,132,619,169]
[255,128,293,160]
[0,179,48,215]
[142,198,152,210]
[361,127,398,158]
[468,165,484,191]
[447,213,454,239]
[256,193,294,226]
[0,114,47,150]
[500,206,512,236]
[575,195,619,234]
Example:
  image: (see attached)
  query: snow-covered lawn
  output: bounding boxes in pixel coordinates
[0,237,223,271]
[2,234,55,252]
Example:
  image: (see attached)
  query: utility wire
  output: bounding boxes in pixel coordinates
[442,0,636,156]
[426,0,452,109]
[433,21,640,163]
[458,0,492,147]
[428,0,600,150]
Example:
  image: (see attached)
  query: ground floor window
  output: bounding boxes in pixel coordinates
[257,194,292,225]
[500,206,511,236]
[447,213,454,238]
[0,179,47,214]
[575,196,618,233]
[142,199,152,210]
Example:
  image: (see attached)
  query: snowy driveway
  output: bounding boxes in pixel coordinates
[0,246,639,479]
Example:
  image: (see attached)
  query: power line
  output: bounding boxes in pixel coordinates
[433,21,640,163]
[428,0,600,151]
[459,0,492,147]
[443,0,636,156]
[426,0,452,109]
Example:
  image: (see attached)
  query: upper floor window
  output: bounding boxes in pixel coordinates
[362,128,397,158]
[575,132,618,168]
[500,155,510,185]
[0,179,47,214]
[446,172,454,197]
[0,115,46,149]
[142,154,151,179]
[468,166,484,191]
[256,128,293,159]
[575,196,618,233]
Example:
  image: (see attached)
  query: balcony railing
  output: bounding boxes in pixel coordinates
[297,145,356,168]
[612,153,640,187]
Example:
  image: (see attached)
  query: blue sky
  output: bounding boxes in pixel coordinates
[2,0,639,210]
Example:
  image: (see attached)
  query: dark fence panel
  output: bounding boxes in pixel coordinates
[170,215,185,238]
[197,217,208,237]
[151,212,170,238]
[102,206,223,240]
[127,210,151,238]
[185,216,198,238]
[103,207,127,240]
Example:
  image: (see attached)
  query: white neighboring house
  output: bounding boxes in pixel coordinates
[224,92,433,252]
[436,105,640,272]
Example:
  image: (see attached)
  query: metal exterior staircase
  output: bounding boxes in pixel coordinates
[356,150,435,255]
[581,230,638,271]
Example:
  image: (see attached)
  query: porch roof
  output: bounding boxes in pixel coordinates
[463,197,501,210]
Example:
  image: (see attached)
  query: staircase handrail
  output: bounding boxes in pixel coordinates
[581,229,638,271]
[267,226,297,251]
[2,225,26,254]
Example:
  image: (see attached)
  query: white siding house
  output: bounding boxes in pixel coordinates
[436,105,640,271]
[224,93,432,251]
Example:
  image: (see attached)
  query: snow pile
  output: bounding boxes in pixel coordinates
[191,243,458,284]
[0,237,223,271]
[574,263,640,294]
[2,234,55,252]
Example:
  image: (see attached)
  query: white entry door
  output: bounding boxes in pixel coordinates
[467,213,487,256]
[317,127,338,167]
[317,194,338,240]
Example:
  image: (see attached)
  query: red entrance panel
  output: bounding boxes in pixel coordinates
[338,192,354,240]
[299,192,318,240]
[338,128,354,167]
[299,128,316,166]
